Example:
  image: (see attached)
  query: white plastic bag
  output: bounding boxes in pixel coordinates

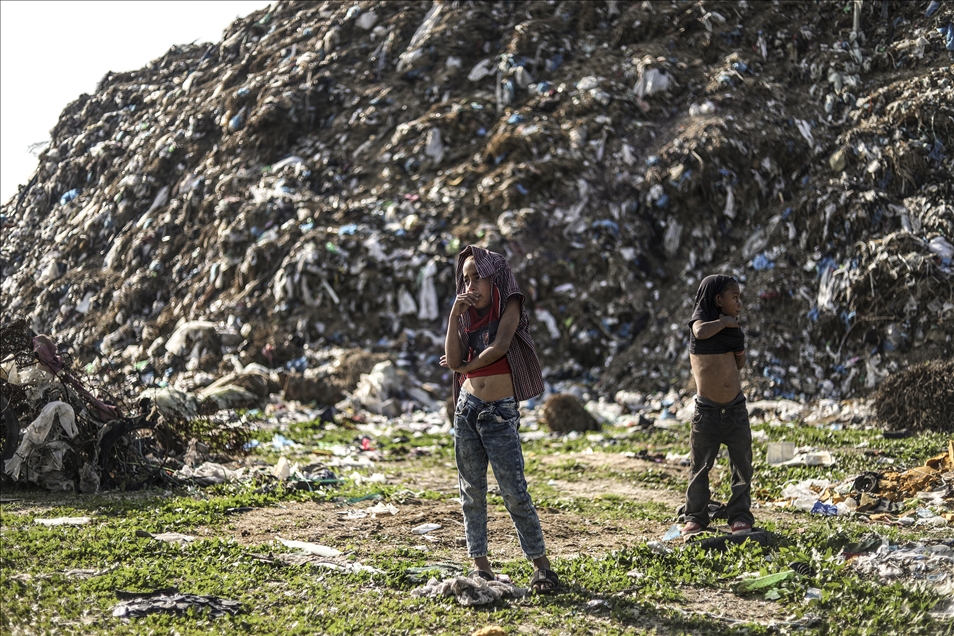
[4,401,76,479]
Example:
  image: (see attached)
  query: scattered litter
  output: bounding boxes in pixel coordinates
[662,523,682,542]
[735,570,796,594]
[646,541,672,555]
[411,574,526,606]
[111,587,241,619]
[34,516,90,527]
[135,529,196,545]
[411,523,442,535]
[774,443,954,524]
[273,552,381,574]
[5,401,78,481]
[366,502,399,516]
[174,461,239,486]
[766,442,796,466]
[845,535,954,618]
[277,537,342,557]
[774,450,836,468]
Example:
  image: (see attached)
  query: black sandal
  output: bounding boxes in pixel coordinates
[467,570,495,582]
[529,568,560,594]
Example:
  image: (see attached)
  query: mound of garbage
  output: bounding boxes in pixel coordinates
[874,359,954,433]
[1,0,952,414]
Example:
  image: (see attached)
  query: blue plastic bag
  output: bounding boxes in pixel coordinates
[59,189,79,205]
[939,23,954,51]
[811,501,838,516]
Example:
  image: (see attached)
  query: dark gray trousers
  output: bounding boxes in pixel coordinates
[684,393,755,527]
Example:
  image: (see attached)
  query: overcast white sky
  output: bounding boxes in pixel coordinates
[0,0,270,204]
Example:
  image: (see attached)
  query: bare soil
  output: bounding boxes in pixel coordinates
[2,445,807,628]
[218,449,802,624]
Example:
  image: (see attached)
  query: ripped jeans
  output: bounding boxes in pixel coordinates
[454,388,546,560]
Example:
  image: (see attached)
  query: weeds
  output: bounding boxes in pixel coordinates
[2,416,950,635]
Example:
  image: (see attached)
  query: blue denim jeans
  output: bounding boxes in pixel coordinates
[684,393,755,527]
[454,388,546,560]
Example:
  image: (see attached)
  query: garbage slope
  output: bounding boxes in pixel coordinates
[1,0,951,402]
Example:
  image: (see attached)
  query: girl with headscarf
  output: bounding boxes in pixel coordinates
[441,246,559,594]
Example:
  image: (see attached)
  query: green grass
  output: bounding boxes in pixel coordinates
[3,502,945,635]
[530,495,674,524]
[2,417,951,635]
[522,427,690,457]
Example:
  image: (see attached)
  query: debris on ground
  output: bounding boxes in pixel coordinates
[411,575,526,607]
[773,442,954,525]
[733,570,797,596]
[276,536,341,557]
[266,536,382,573]
[135,529,196,545]
[33,516,91,527]
[271,551,382,575]
[0,319,358,493]
[111,587,241,619]
[843,535,954,620]
[1,320,180,492]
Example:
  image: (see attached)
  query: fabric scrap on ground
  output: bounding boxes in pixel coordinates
[411,575,527,606]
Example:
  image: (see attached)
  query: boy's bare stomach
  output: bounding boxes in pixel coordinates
[463,373,515,403]
[690,352,742,404]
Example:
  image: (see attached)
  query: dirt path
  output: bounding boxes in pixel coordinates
[225,449,800,557]
[216,448,804,626]
[227,452,685,555]
[3,445,813,626]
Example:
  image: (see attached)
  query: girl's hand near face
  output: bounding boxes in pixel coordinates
[451,292,478,318]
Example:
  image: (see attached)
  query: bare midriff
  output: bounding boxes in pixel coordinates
[463,373,515,403]
[690,352,742,404]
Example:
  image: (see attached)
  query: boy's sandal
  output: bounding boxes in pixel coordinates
[529,568,560,594]
[467,570,495,582]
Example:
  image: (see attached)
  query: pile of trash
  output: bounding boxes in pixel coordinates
[0,311,459,493]
[874,359,954,433]
[0,318,326,492]
[1,0,952,417]
[774,441,954,526]
[0,319,180,492]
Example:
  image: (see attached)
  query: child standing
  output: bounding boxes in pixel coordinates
[682,274,755,537]
[441,245,559,593]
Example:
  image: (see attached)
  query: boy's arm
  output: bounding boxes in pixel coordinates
[735,351,746,369]
[691,314,739,339]
[457,296,521,374]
